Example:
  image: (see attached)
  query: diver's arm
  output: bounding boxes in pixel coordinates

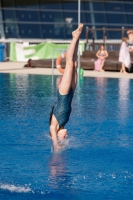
[50,125,58,148]
[50,125,63,151]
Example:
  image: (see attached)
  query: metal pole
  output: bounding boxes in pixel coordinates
[78,0,81,77]
[122,27,124,40]
[86,26,89,45]
[103,27,105,45]
[92,27,95,51]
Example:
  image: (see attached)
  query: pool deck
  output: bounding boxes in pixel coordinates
[0,61,133,79]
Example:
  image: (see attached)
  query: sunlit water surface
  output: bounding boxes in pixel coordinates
[0,74,133,200]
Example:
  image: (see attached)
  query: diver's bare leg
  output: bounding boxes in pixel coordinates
[71,39,79,90]
[59,24,83,95]
[73,39,79,63]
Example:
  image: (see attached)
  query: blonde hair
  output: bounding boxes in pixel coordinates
[100,44,105,50]
[122,37,128,42]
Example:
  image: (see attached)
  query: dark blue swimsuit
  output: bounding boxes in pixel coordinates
[53,88,74,127]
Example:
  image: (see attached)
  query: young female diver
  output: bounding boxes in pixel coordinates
[49,24,84,151]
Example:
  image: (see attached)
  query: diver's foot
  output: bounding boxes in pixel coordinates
[72,24,84,39]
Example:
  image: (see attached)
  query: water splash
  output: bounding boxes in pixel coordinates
[0,183,33,193]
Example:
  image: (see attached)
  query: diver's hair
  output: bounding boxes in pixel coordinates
[49,106,54,136]
[49,106,54,125]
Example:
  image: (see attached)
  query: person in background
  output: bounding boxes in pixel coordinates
[119,37,131,73]
[127,30,133,52]
[28,59,32,68]
[94,44,108,72]
[127,30,133,43]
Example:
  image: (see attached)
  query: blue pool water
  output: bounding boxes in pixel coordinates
[0,74,133,200]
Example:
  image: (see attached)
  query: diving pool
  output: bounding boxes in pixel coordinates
[0,73,133,200]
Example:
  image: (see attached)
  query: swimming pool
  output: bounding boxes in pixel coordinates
[0,73,133,200]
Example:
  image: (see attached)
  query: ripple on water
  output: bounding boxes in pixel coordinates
[0,75,133,199]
